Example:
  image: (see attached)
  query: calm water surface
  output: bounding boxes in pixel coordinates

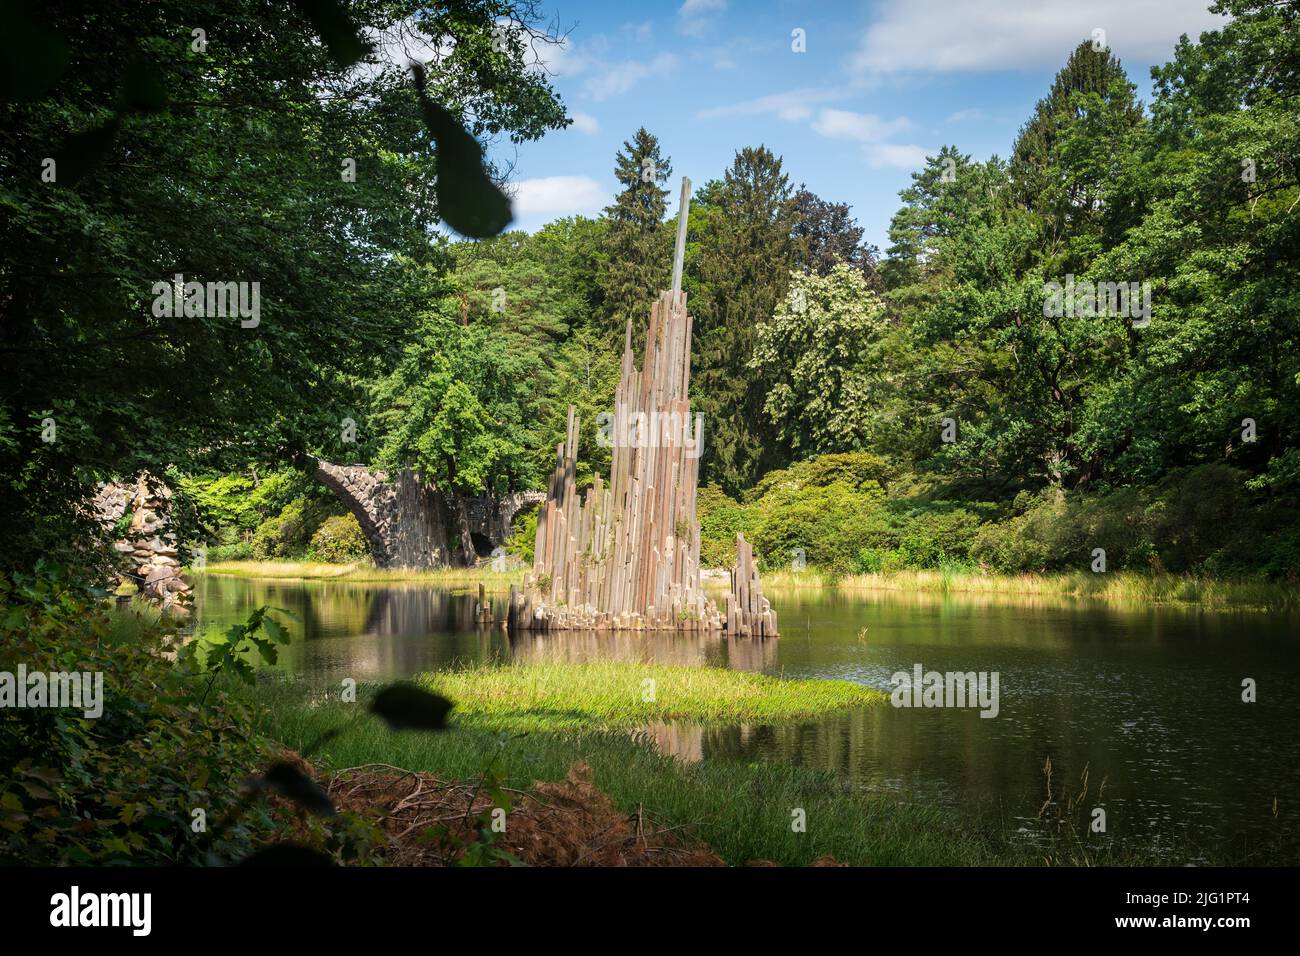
[194,575,1300,859]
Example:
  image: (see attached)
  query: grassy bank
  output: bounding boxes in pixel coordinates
[871,568,1300,609]
[749,567,1300,610]
[207,559,1300,610]
[254,680,1018,866]
[204,559,525,587]
[251,676,1189,866]
[415,662,884,731]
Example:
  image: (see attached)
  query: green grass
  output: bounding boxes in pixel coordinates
[415,662,885,732]
[252,680,1016,866]
[203,559,525,588]
[104,600,168,643]
[756,567,1300,610]
[250,672,1227,867]
[208,559,1300,610]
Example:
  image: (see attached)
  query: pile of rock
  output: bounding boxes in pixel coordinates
[92,475,192,611]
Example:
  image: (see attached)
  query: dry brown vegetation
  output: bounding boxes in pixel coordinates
[324,760,725,866]
[270,752,847,867]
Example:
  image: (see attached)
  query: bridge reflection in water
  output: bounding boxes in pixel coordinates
[192,577,776,681]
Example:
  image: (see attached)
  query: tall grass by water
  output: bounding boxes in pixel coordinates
[206,560,1300,609]
[203,559,525,588]
[754,567,1300,610]
[253,677,1187,866]
[254,681,997,866]
[417,661,885,731]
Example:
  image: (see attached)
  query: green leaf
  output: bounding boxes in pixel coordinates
[263,616,289,645]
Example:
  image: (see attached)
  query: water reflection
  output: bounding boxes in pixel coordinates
[194,574,1300,859]
[192,576,779,675]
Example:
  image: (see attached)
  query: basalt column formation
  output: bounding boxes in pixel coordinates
[515,178,777,638]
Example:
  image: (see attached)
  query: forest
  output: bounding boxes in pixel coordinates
[156,2,1300,586]
[1,0,1297,877]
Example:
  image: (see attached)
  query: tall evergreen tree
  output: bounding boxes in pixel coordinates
[882,40,1151,493]
[880,145,981,293]
[1009,40,1146,257]
[691,146,798,494]
[600,128,672,342]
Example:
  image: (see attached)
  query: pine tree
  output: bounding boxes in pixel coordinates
[599,128,672,342]
[1009,40,1145,257]
[691,146,799,494]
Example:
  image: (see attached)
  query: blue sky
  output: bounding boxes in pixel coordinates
[488,0,1227,250]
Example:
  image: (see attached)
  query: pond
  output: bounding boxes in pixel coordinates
[194,574,1300,861]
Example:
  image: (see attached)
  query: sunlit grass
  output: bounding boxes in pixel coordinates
[252,680,997,866]
[205,560,1300,609]
[417,661,885,731]
[253,678,1189,866]
[204,559,525,588]
[757,568,1300,610]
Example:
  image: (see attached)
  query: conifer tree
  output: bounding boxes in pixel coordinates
[1010,40,1146,256]
[600,128,672,342]
[691,146,799,494]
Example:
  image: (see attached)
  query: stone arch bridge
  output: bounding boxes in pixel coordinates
[312,459,543,569]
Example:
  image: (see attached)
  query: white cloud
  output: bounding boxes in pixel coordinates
[584,52,680,101]
[678,0,726,38]
[799,108,924,168]
[851,0,1225,75]
[697,88,841,122]
[701,96,920,170]
[864,143,932,168]
[810,109,910,142]
[568,111,600,134]
[354,19,454,81]
[946,108,993,123]
[536,35,594,79]
[509,176,607,218]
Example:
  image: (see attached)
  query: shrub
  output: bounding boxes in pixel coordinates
[752,480,886,573]
[972,489,1073,572]
[206,541,253,562]
[878,502,989,569]
[855,548,894,573]
[251,499,306,558]
[1257,529,1300,582]
[970,466,1264,574]
[697,485,757,568]
[507,507,538,566]
[746,452,894,503]
[309,513,370,563]
[0,566,271,864]
[250,497,338,559]
[1145,465,1251,570]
